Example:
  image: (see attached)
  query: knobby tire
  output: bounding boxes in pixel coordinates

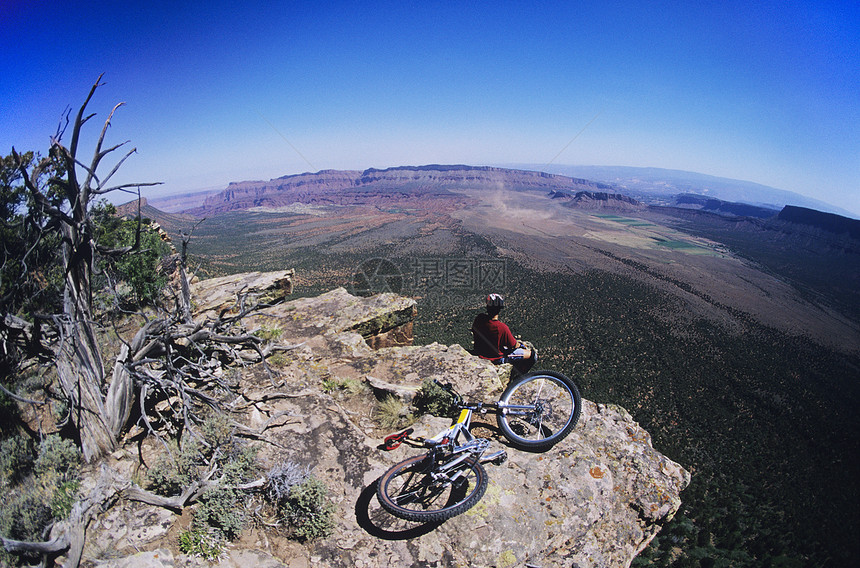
[376,453,488,522]
[497,369,581,451]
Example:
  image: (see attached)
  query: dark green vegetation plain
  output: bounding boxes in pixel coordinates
[176,209,859,567]
[657,209,860,324]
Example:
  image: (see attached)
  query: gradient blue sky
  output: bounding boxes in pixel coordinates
[2,1,858,215]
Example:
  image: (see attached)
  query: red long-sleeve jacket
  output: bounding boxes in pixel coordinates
[471,313,517,361]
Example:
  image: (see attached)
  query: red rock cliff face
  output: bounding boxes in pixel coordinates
[194,170,363,213]
[186,165,616,215]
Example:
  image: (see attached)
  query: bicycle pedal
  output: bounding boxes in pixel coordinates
[480,450,508,465]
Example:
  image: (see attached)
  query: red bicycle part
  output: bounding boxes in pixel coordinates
[383,428,414,450]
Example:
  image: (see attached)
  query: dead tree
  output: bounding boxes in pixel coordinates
[3,77,304,567]
[12,75,160,461]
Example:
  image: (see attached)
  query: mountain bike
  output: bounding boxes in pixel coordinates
[376,370,581,522]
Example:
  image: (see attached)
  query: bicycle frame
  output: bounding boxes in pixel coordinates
[383,402,506,467]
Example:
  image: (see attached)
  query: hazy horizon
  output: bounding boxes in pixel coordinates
[2,1,857,216]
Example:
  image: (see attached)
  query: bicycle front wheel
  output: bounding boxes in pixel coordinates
[376,453,488,523]
[497,370,581,451]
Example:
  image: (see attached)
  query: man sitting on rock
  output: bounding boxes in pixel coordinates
[471,293,536,375]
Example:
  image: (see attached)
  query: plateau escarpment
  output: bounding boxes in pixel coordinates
[186,165,614,215]
[777,204,860,239]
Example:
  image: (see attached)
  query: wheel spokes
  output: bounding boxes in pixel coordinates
[509,378,571,441]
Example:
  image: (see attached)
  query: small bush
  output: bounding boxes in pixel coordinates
[193,486,245,541]
[0,434,83,566]
[146,439,201,496]
[178,526,226,560]
[343,378,369,396]
[254,326,283,341]
[413,379,458,418]
[0,390,21,431]
[148,411,261,546]
[199,411,233,449]
[145,411,262,548]
[266,462,310,503]
[265,463,335,541]
[34,434,81,478]
[220,443,258,485]
[0,476,54,543]
[0,434,34,487]
[50,479,80,519]
[280,476,336,541]
[266,351,289,367]
[322,377,368,396]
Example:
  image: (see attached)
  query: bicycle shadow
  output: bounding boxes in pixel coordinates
[354,477,443,540]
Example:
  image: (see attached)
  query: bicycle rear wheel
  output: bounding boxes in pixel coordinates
[376,453,488,523]
[497,369,581,451]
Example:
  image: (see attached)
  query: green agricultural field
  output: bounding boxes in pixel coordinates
[589,214,726,257]
[594,213,656,227]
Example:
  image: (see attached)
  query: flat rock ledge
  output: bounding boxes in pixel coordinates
[246,287,417,350]
[81,274,688,568]
[191,269,296,318]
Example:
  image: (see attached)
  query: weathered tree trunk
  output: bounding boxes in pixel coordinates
[56,222,116,461]
[105,343,134,439]
[37,76,158,462]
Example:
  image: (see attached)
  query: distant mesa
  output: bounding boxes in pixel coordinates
[185,165,617,216]
[115,197,148,216]
[548,189,645,210]
[777,205,860,239]
[164,164,859,243]
[673,193,778,219]
[536,164,854,217]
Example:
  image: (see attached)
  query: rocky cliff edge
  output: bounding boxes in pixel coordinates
[83,275,689,568]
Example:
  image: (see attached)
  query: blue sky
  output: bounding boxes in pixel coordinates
[2,1,858,215]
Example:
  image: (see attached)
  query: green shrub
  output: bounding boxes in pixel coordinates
[0,434,34,487]
[146,439,201,496]
[199,411,233,450]
[253,326,283,341]
[147,412,260,545]
[0,390,21,431]
[50,479,80,519]
[266,352,288,367]
[1,478,53,539]
[0,434,83,565]
[322,377,368,396]
[91,200,171,308]
[376,395,411,429]
[280,476,336,541]
[413,379,457,418]
[342,378,369,396]
[220,443,258,485]
[265,462,309,503]
[178,526,226,560]
[264,463,335,541]
[34,434,81,478]
[192,486,245,541]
